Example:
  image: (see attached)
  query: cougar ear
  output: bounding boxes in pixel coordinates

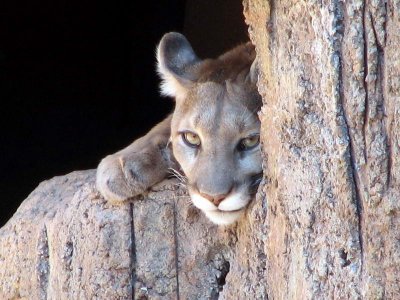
[157,32,200,99]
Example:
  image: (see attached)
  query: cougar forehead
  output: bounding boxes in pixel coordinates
[172,81,259,139]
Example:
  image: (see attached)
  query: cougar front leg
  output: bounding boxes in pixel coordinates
[96,114,175,203]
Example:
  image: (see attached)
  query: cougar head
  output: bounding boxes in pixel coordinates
[157,32,262,225]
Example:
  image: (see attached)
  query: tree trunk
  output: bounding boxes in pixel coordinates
[243,0,400,298]
[1,1,399,299]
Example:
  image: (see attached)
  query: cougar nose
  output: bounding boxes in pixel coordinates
[200,192,228,206]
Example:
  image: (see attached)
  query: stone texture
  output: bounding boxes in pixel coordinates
[243,0,400,298]
[0,171,235,299]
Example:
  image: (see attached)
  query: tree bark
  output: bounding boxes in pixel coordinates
[243,0,400,298]
[1,1,399,299]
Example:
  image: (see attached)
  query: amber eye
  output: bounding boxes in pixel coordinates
[238,134,260,151]
[182,131,201,148]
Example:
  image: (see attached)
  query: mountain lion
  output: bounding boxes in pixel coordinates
[96,32,262,225]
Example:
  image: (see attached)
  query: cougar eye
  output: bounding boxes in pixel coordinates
[238,134,260,151]
[182,131,201,147]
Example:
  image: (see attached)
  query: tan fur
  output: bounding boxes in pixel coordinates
[197,42,256,83]
[96,33,262,225]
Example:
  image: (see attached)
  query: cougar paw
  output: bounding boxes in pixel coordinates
[96,154,148,203]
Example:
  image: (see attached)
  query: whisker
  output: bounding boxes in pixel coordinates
[168,167,188,184]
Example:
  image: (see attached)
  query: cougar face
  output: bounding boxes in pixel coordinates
[158,32,262,224]
[171,83,262,224]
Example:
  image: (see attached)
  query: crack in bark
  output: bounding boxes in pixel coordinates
[342,77,366,279]
[336,0,366,277]
[331,0,365,275]
[369,9,392,189]
[362,4,370,165]
[37,224,50,300]
[129,203,136,300]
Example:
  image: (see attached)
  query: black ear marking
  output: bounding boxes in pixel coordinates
[158,32,199,78]
[157,32,201,97]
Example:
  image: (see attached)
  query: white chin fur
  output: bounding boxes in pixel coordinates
[204,210,244,225]
[190,192,249,225]
[218,193,249,211]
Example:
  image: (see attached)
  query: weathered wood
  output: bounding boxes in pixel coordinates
[0,171,235,299]
[244,0,400,298]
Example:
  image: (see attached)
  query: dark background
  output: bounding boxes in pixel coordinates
[0,0,248,226]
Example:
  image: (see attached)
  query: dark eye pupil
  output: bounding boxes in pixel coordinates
[238,135,259,151]
[182,132,200,148]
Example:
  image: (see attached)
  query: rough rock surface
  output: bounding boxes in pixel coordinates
[243,0,400,298]
[0,170,240,299]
